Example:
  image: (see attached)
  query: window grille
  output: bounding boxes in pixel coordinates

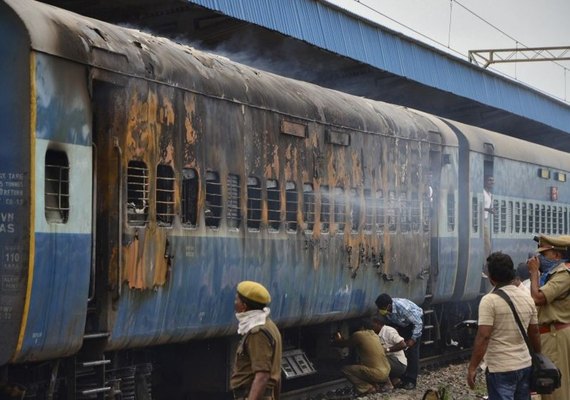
[267,179,280,231]
[320,185,330,233]
[411,192,420,232]
[500,200,507,233]
[205,171,222,228]
[492,200,499,234]
[508,201,513,234]
[388,191,397,232]
[528,203,534,233]
[400,192,410,233]
[45,150,70,223]
[247,176,262,230]
[350,188,361,233]
[156,164,175,226]
[521,203,527,233]
[334,187,345,232]
[376,190,384,233]
[363,189,373,232]
[514,202,520,233]
[558,207,564,234]
[227,174,241,229]
[447,193,455,232]
[285,182,298,232]
[471,196,479,233]
[181,168,198,227]
[552,206,557,235]
[540,205,546,233]
[303,184,315,232]
[127,160,149,226]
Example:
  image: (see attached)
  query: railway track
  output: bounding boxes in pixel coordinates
[281,348,473,400]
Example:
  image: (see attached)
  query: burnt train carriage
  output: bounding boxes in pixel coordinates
[1,0,570,397]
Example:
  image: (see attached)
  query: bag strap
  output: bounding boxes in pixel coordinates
[493,289,533,355]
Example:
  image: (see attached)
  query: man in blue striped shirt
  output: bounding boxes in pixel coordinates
[375,293,423,390]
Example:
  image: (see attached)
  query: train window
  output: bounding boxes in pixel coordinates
[471,196,479,233]
[552,206,557,235]
[388,191,397,232]
[286,182,298,232]
[156,165,175,226]
[334,187,345,233]
[376,190,385,233]
[515,201,521,233]
[500,201,507,233]
[564,208,569,234]
[521,203,527,233]
[535,204,541,234]
[303,184,315,232]
[205,171,222,228]
[540,205,546,233]
[45,150,70,224]
[447,193,455,232]
[320,185,330,233]
[363,189,373,233]
[247,177,262,230]
[181,168,198,227]
[558,207,564,234]
[492,200,499,234]
[423,189,431,232]
[508,201,513,234]
[127,160,149,226]
[547,205,552,235]
[350,188,361,233]
[528,203,534,233]
[411,192,420,232]
[267,179,280,231]
[400,192,410,233]
[227,174,241,229]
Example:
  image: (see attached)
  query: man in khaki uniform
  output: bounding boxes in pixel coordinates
[231,281,282,400]
[527,235,570,400]
[332,319,391,395]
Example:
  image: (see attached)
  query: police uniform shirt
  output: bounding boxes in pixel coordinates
[230,318,282,390]
[347,330,390,374]
[538,263,570,325]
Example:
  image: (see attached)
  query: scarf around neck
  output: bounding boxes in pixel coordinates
[236,307,271,335]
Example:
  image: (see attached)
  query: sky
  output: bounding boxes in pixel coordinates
[326,0,570,103]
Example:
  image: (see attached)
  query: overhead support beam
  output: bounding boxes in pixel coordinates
[468,46,570,68]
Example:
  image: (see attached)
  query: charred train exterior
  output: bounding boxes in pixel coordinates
[1,0,570,397]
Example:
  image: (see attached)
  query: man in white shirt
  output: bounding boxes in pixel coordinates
[371,316,407,390]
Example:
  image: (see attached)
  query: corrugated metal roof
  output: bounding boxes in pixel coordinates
[188,0,570,136]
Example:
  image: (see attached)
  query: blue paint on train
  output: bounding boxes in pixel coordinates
[18,233,91,361]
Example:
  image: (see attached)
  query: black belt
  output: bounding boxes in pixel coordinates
[233,386,273,399]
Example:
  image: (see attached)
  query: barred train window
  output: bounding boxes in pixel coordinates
[388,191,397,232]
[528,203,534,233]
[205,171,222,228]
[500,200,507,233]
[320,185,330,233]
[45,150,70,223]
[285,182,297,232]
[247,177,262,230]
[400,192,410,233]
[376,190,384,233]
[156,164,175,226]
[351,188,360,233]
[540,205,546,233]
[303,184,315,232]
[447,193,455,232]
[267,179,280,231]
[334,187,345,232]
[227,174,241,229]
[522,203,527,233]
[363,189,373,232]
[492,200,499,234]
[127,160,149,226]
[515,201,521,233]
[411,192,420,232]
[558,208,564,234]
[181,168,198,227]
[471,196,479,233]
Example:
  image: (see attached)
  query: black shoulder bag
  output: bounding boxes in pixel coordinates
[494,289,561,394]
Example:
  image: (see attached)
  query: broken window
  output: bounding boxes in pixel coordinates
[320,185,330,233]
[267,179,280,231]
[181,168,198,227]
[45,149,70,223]
[227,174,241,229]
[156,164,175,226]
[127,160,149,226]
[363,189,373,233]
[286,181,298,232]
[205,171,222,228]
[334,186,345,232]
[303,183,315,232]
[351,188,360,233]
[247,176,262,230]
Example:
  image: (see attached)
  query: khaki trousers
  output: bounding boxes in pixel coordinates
[342,364,389,394]
[540,327,570,400]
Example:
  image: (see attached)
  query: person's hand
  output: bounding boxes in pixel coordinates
[467,367,477,389]
[527,256,540,275]
[405,339,416,348]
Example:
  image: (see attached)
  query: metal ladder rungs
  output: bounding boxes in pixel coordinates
[81,387,112,395]
[81,359,111,368]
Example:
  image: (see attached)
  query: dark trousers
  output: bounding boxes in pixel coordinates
[396,324,420,385]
